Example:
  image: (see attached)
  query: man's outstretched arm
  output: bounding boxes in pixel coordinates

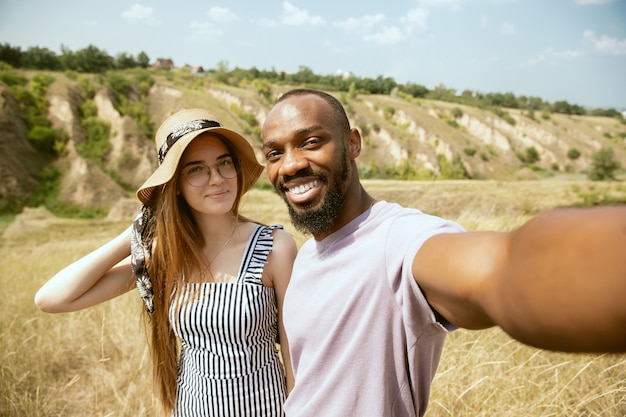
[414,205,626,352]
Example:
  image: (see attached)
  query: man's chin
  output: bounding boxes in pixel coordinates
[287,203,336,237]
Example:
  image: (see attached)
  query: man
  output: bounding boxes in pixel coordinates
[261,88,626,417]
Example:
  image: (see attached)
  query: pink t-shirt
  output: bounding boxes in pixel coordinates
[283,201,464,417]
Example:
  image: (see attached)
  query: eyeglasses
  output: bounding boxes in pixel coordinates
[181,158,239,187]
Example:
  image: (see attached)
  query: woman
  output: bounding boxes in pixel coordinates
[35,108,296,416]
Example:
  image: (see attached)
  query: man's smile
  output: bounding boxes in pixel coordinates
[281,179,322,205]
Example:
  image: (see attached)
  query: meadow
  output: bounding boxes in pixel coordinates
[1,179,625,416]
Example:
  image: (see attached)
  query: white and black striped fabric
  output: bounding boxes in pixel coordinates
[170,225,287,416]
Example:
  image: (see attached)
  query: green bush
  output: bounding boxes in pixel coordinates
[446,119,460,129]
[30,74,55,96]
[358,123,370,137]
[383,106,395,120]
[0,71,27,87]
[77,117,111,166]
[493,108,516,126]
[588,147,621,181]
[517,147,540,164]
[79,77,98,99]
[438,154,470,179]
[79,99,98,119]
[567,148,581,160]
[27,126,68,154]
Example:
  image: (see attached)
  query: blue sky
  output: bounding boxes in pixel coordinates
[1,0,625,109]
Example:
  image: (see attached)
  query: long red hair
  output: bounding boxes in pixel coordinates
[143,134,249,414]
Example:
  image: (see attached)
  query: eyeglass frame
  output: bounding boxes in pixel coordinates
[179,156,240,187]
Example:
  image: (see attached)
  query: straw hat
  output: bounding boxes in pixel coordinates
[137,108,263,205]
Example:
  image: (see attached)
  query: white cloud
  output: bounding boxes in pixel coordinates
[574,0,615,5]
[257,1,325,27]
[257,17,278,28]
[526,47,583,66]
[207,7,238,22]
[121,4,161,26]
[500,22,515,35]
[334,14,386,31]
[334,13,405,45]
[189,21,224,42]
[583,30,626,55]
[415,0,463,11]
[364,26,404,45]
[400,7,430,29]
[281,1,325,25]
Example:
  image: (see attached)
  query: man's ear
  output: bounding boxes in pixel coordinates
[348,128,362,160]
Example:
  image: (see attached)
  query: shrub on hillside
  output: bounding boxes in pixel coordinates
[77,117,111,166]
[567,148,581,160]
[588,147,621,181]
[27,126,68,155]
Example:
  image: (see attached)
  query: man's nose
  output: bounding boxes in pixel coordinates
[279,149,308,176]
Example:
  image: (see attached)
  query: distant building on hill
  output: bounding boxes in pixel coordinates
[152,58,174,70]
[190,66,205,75]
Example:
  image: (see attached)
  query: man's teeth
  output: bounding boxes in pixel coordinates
[288,180,319,195]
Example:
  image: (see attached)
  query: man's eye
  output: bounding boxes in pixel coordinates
[303,137,320,147]
[265,151,282,161]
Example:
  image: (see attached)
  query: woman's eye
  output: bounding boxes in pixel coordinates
[185,165,204,175]
[219,159,233,167]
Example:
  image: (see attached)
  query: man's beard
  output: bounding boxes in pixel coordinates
[285,150,350,237]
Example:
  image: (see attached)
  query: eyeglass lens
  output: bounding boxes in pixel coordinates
[182,158,238,187]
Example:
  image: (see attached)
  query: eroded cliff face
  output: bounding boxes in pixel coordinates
[0,85,47,200]
[46,88,125,208]
[1,73,625,212]
[93,90,155,189]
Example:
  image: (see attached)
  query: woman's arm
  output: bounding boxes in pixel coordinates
[267,228,298,393]
[34,226,136,313]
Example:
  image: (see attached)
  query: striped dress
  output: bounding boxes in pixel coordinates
[170,225,287,416]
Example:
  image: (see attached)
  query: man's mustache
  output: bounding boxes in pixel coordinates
[278,168,325,190]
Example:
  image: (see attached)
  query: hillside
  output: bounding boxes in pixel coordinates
[1,69,625,214]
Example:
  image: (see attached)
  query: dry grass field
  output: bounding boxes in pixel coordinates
[1,179,625,416]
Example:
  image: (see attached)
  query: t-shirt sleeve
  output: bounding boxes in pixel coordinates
[386,211,465,331]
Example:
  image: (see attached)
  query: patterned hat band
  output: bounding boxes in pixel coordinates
[157,119,222,164]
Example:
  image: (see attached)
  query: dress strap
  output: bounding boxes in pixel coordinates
[239,224,283,285]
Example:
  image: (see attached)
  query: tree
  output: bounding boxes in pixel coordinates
[427,84,457,102]
[114,52,137,69]
[588,147,621,181]
[290,66,318,84]
[402,82,429,99]
[136,51,150,68]
[72,45,114,73]
[59,44,78,71]
[22,46,61,70]
[0,42,23,67]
